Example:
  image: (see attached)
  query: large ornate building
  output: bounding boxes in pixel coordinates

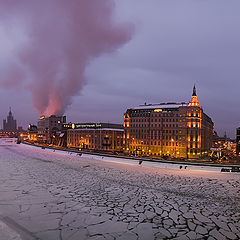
[3,108,17,132]
[123,86,214,159]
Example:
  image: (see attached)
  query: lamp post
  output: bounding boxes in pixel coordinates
[171,138,175,158]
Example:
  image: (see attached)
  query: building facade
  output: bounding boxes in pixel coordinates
[236,127,240,155]
[124,86,214,159]
[37,115,66,143]
[67,123,124,153]
[3,108,17,132]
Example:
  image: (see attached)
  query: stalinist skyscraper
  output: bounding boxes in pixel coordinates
[3,108,17,132]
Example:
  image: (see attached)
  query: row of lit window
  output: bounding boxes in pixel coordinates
[68,139,122,144]
[129,112,178,118]
[151,113,178,117]
[187,123,200,128]
[128,134,181,140]
[130,141,179,146]
[129,129,181,134]
[129,117,180,122]
[128,123,180,128]
[130,131,180,136]
[187,112,200,117]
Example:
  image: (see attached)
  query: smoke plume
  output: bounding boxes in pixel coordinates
[0,0,132,116]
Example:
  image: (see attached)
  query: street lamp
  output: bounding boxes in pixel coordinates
[171,138,175,158]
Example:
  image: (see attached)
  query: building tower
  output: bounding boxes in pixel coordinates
[3,107,17,132]
[186,85,202,158]
[189,85,200,107]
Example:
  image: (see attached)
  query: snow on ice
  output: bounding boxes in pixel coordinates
[0,140,239,239]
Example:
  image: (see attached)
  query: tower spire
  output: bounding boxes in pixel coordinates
[192,84,197,96]
[189,85,199,107]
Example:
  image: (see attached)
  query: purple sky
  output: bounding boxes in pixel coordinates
[0,0,240,138]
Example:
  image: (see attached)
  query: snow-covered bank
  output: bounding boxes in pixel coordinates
[0,138,17,145]
[21,142,235,173]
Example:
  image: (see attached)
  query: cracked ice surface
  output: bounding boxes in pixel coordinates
[0,143,239,240]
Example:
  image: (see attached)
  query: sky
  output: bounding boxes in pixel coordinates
[0,0,240,138]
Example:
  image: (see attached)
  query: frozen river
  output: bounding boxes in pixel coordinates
[0,141,239,240]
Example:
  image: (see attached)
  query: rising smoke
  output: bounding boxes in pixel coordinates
[0,0,132,116]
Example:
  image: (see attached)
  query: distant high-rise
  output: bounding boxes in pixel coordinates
[3,108,17,132]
